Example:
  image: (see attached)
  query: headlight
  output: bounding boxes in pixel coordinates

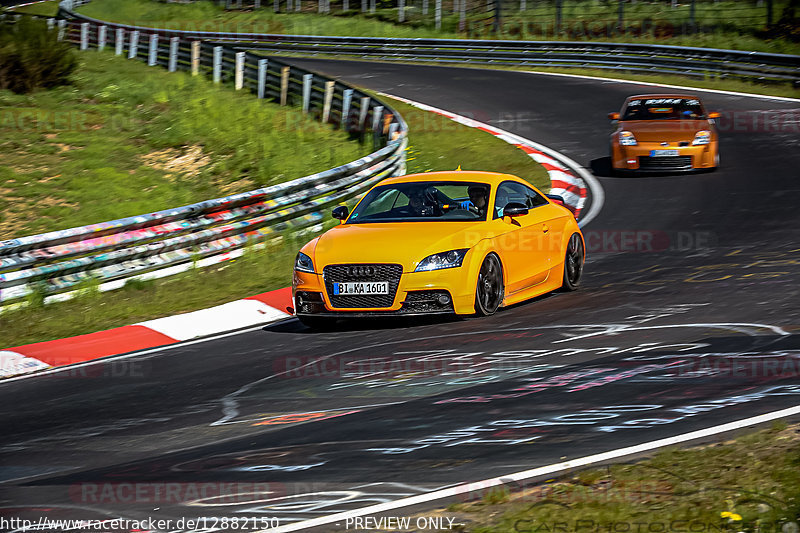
[692,130,711,145]
[619,131,637,146]
[415,249,468,272]
[294,252,315,273]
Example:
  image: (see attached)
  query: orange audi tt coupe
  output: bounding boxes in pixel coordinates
[609,94,720,174]
[292,171,585,328]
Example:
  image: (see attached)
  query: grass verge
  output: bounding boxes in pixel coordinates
[0,50,366,239]
[0,86,549,348]
[429,421,800,533]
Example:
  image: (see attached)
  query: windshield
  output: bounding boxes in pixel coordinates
[347,181,491,224]
[622,97,706,120]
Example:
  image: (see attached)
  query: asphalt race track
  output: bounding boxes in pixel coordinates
[2,60,800,532]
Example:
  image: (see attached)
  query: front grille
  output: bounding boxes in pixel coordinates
[638,155,693,171]
[323,264,402,309]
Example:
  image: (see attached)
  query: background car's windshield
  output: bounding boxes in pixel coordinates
[622,97,706,120]
[347,181,490,223]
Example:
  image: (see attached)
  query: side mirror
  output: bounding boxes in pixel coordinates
[332,205,349,221]
[608,112,620,120]
[708,112,720,119]
[546,194,566,206]
[503,202,529,218]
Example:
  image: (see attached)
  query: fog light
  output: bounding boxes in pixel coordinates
[438,294,451,306]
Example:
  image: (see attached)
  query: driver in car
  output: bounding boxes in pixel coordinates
[459,185,489,216]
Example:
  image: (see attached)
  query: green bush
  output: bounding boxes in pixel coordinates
[0,17,78,93]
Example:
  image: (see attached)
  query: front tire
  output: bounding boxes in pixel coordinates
[475,253,504,316]
[561,233,584,291]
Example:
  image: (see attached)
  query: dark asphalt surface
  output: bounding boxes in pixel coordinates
[2,60,800,532]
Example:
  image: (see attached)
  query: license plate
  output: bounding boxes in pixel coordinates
[650,149,680,157]
[333,282,389,295]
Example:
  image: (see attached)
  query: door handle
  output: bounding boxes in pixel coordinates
[542,224,549,233]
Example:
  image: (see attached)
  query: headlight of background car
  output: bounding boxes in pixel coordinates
[294,252,315,273]
[619,131,638,146]
[692,130,711,145]
[415,249,469,272]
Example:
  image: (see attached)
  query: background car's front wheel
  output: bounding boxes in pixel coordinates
[561,233,585,291]
[475,253,504,316]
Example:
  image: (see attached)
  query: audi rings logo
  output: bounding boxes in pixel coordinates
[347,266,376,278]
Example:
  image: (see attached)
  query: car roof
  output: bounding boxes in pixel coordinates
[626,93,701,101]
[379,170,523,187]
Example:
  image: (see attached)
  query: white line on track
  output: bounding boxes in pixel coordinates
[517,69,800,103]
[261,403,800,533]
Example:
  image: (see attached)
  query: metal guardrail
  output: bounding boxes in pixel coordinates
[54,3,800,86]
[0,8,408,305]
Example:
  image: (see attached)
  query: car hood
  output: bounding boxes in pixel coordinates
[620,120,711,142]
[311,221,487,272]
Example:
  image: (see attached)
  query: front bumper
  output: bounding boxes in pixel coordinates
[612,142,717,172]
[293,266,477,316]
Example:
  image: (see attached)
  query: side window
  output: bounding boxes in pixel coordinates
[524,186,549,209]
[493,181,530,219]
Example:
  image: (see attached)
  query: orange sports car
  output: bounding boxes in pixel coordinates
[292,171,585,328]
[608,94,720,173]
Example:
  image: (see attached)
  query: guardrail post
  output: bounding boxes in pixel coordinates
[148,34,158,66]
[358,96,370,131]
[435,0,441,29]
[302,74,313,113]
[422,0,427,14]
[213,46,222,83]
[98,25,106,51]
[388,122,398,140]
[235,52,245,90]
[520,0,525,10]
[47,18,55,30]
[372,105,384,144]
[169,37,179,72]
[318,0,323,12]
[341,89,353,129]
[296,0,301,11]
[274,0,280,11]
[57,20,66,42]
[80,22,89,50]
[191,41,200,75]
[280,66,290,105]
[343,0,348,10]
[361,0,366,11]
[287,0,293,10]
[398,0,405,22]
[257,58,268,99]
[128,30,139,60]
[555,0,562,34]
[115,28,124,55]
[254,0,261,8]
[322,81,335,122]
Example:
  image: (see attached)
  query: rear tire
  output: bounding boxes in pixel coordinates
[561,233,584,291]
[475,254,504,316]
